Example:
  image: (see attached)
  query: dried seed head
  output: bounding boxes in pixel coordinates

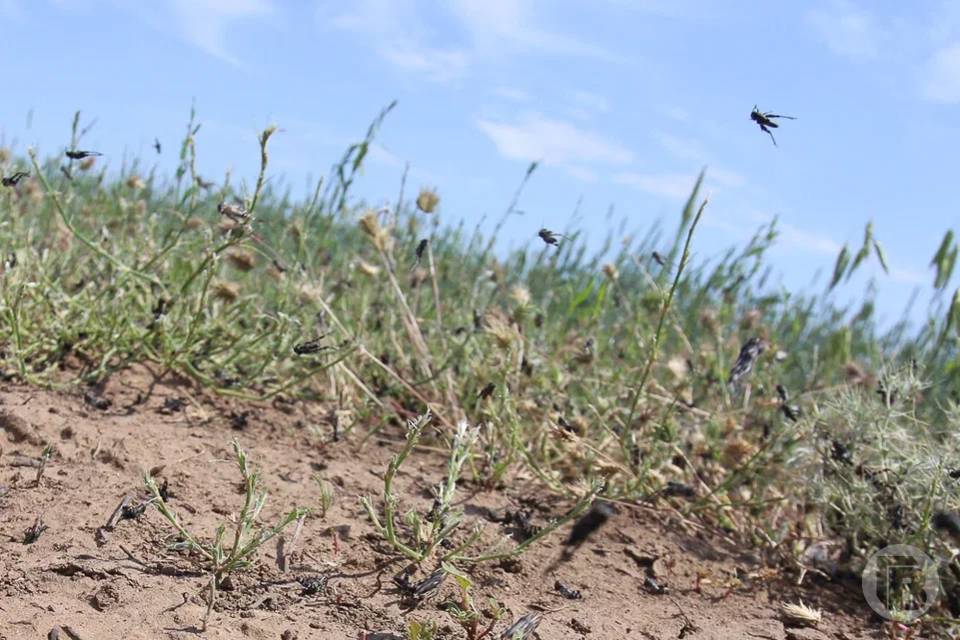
[0,147,9,163]
[484,309,519,350]
[602,263,619,280]
[226,248,256,272]
[780,601,822,627]
[594,461,622,478]
[23,179,43,203]
[298,283,323,305]
[356,259,381,277]
[416,187,440,213]
[666,356,688,381]
[78,156,96,171]
[844,361,867,384]
[510,285,531,307]
[740,308,762,329]
[723,437,756,466]
[126,175,145,190]
[212,281,240,303]
[699,308,718,333]
[358,210,389,250]
[359,210,381,238]
[184,216,205,230]
[409,266,429,287]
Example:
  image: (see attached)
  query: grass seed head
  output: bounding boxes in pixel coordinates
[359,210,389,250]
[226,248,257,272]
[780,600,822,627]
[212,281,240,303]
[356,259,381,277]
[416,187,440,213]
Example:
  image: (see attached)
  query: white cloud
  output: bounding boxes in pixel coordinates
[477,113,633,176]
[564,164,600,182]
[709,167,746,189]
[380,45,469,82]
[613,172,701,200]
[778,221,842,255]
[326,0,623,82]
[567,90,611,120]
[807,1,882,61]
[170,0,273,67]
[614,165,745,200]
[923,43,960,103]
[0,0,21,19]
[449,0,623,62]
[654,132,707,162]
[325,0,469,82]
[494,86,532,102]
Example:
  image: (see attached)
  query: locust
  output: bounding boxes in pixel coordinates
[293,335,330,355]
[65,149,103,160]
[1,171,29,187]
[217,201,252,224]
[750,106,796,147]
[727,337,767,390]
[153,138,162,154]
[411,238,428,270]
[538,228,564,247]
[477,382,496,400]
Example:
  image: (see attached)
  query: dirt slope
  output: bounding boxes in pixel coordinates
[0,370,882,639]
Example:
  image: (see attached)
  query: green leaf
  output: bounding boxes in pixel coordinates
[872,238,889,274]
[932,230,956,289]
[830,244,850,290]
[947,288,960,339]
[441,561,472,590]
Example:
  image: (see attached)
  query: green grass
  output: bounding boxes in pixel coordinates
[3,108,960,629]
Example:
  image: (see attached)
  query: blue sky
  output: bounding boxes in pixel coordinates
[1,0,959,326]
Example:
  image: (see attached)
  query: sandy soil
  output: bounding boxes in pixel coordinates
[0,368,883,639]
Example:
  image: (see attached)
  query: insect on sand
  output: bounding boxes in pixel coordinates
[750,106,796,147]
[562,500,616,558]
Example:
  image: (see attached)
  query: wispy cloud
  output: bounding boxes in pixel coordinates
[493,86,532,102]
[325,0,469,82]
[0,0,22,19]
[567,90,611,120]
[612,172,702,200]
[326,0,623,82]
[807,0,882,61]
[648,133,746,190]
[477,112,632,179]
[923,43,960,103]
[778,221,843,255]
[449,0,624,62]
[169,0,273,67]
